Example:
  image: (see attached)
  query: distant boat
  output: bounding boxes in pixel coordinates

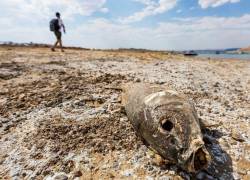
[184,51,198,56]
[237,51,248,54]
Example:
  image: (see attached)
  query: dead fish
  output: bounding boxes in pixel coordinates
[122,83,211,172]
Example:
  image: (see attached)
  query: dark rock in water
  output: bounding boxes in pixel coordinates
[122,83,211,172]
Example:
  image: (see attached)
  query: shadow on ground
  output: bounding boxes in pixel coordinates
[193,128,234,180]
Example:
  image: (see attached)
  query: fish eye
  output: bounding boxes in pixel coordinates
[161,119,174,132]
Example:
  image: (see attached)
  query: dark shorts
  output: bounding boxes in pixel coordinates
[54,31,62,40]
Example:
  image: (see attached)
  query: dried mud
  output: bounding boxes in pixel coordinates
[0,47,249,179]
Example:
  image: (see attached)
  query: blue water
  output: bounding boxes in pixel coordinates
[198,54,250,60]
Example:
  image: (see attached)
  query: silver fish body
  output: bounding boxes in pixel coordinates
[122,83,211,172]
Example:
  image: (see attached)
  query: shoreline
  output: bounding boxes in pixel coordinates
[197,54,250,61]
[1,44,249,61]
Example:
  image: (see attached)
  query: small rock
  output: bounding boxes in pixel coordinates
[231,130,245,142]
[213,82,220,87]
[146,176,154,180]
[218,138,230,149]
[134,78,141,82]
[155,80,165,85]
[207,107,212,113]
[123,169,133,177]
[202,119,221,128]
[238,169,247,175]
[4,124,14,131]
[18,94,26,100]
[159,176,171,180]
[214,96,219,101]
[73,171,82,178]
[53,174,68,180]
[22,172,27,177]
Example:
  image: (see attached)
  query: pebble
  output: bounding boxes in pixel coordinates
[123,169,134,177]
[73,171,82,178]
[231,130,245,142]
[53,174,68,180]
[134,78,141,82]
[159,176,171,180]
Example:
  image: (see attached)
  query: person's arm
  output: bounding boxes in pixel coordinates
[62,24,66,33]
[61,20,66,33]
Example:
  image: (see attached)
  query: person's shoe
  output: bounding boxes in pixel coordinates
[51,48,55,52]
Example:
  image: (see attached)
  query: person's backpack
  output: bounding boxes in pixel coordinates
[50,19,60,32]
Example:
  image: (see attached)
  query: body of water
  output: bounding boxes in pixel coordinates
[198,53,250,60]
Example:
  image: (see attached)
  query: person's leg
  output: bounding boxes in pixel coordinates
[51,31,60,51]
[52,40,58,51]
[58,32,64,52]
[59,39,64,52]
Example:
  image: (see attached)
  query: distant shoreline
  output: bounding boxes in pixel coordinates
[197,53,250,60]
[0,42,180,55]
[1,42,249,61]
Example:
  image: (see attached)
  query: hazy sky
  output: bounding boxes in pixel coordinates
[1,0,250,50]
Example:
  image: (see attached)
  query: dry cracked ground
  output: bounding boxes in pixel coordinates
[0,46,249,180]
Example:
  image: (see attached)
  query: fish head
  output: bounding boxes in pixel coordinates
[143,90,211,172]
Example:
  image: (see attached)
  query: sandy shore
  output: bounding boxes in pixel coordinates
[0,46,249,179]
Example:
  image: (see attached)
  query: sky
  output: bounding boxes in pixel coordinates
[0,0,250,50]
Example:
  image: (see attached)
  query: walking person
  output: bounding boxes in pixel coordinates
[50,12,66,52]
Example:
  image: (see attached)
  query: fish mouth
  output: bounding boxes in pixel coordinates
[190,147,210,172]
[181,140,211,172]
